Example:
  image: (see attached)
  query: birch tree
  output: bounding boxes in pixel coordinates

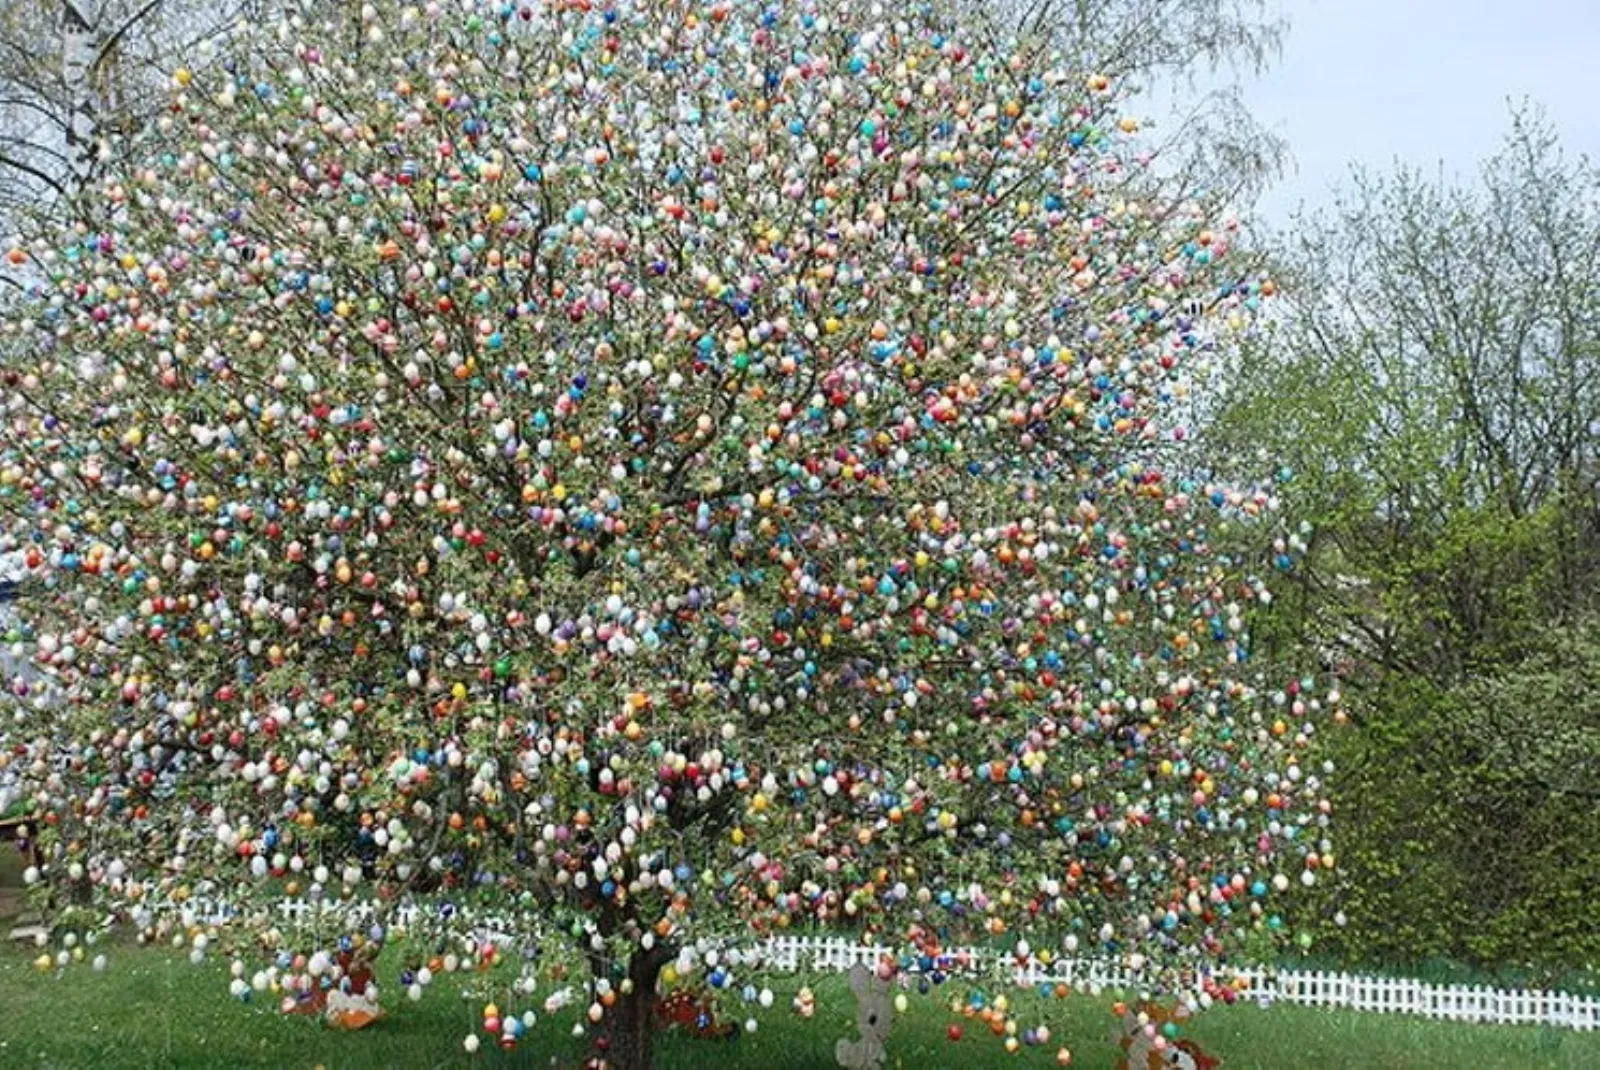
[0,0,249,232]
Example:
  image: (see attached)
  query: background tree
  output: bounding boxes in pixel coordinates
[1205,107,1600,976]
[0,1,1332,1067]
[0,0,259,239]
[988,0,1289,209]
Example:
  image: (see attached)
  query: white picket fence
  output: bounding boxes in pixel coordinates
[142,894,524,951]
[763,934,1600,1032]
[149,897,1600,1032]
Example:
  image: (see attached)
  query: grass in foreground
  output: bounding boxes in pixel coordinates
[1,939,1596,1070]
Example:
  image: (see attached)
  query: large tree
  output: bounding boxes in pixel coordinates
[1209,108,1600,680]
[0,1,1332,1066]
[1204,109,1600,974]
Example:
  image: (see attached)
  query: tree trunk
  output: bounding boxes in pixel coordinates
[61,0,101,197]
[591,944,672,1070]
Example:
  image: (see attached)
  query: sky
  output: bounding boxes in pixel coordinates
[1182,0,1600,227]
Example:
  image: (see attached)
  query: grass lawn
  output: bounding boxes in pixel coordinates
[1,929,1597,1070]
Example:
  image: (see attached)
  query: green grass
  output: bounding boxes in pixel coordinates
[0,842,27,929]
[0,840,24,886]
[0,939,1597,1069]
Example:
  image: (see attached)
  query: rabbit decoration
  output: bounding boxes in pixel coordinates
[835,963,895,1070]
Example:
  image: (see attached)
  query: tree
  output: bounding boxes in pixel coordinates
[0,0,256,237]
[1208,106,1600,685]
[0,2,1333,1066]
[1203,108,1600,974]
[985,0,1290,209]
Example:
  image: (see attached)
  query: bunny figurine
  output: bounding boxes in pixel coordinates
[835,963,894,1070]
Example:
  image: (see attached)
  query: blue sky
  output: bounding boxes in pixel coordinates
[1180,0,1600,227]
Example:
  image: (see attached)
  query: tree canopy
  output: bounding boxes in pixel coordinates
[0,1,1332,1065]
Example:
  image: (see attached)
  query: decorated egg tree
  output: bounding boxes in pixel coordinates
[0,0,1334,1066]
